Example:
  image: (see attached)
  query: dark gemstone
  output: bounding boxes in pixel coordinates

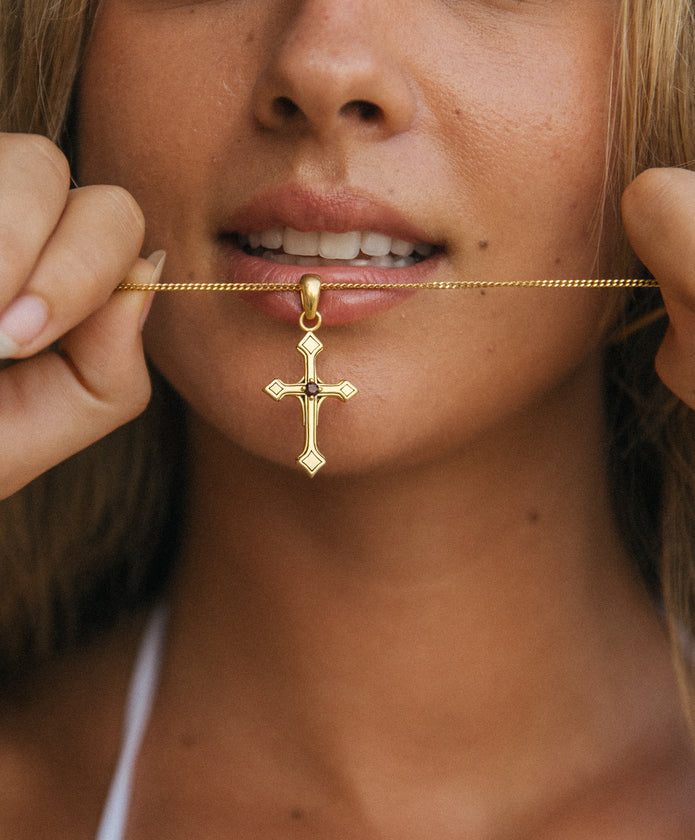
[305,381,320,397]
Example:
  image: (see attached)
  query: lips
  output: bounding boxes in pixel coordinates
[217,186,443,324]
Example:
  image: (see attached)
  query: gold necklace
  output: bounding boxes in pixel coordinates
[119,273,657,476]
[117,277,657,291]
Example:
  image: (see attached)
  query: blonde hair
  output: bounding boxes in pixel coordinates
[0,0,694,718]
[616,0,695,181]
[0,0,93,140]
[609,0,695,728]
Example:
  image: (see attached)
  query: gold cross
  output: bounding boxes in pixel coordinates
[265,325,357,476]
[264,276,357,476]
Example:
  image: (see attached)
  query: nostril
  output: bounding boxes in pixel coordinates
[340,99,382,122]
[273,96,300,119]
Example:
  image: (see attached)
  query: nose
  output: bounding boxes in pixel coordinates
[252,0,416,141]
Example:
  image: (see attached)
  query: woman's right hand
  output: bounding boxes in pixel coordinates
[0,133,161,499]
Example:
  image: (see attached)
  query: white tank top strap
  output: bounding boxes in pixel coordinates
[95,603,168,840]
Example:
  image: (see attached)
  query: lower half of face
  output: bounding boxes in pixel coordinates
[77,0,621,476]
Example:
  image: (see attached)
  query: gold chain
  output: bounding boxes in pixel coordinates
[117,278,658,292]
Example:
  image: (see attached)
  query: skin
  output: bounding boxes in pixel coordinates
[1,0,695,837]
[78,0,624,477]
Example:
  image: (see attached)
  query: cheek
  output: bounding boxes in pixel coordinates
[77,4,245,200]
[425,25,614,262]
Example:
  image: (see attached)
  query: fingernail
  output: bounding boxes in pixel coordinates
[147,249,167,280]
[0,294,50,357]
[139,250,166,331]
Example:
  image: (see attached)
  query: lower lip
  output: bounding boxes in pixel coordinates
[216,242,443,325]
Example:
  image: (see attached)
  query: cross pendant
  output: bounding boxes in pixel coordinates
[265,318,357,477]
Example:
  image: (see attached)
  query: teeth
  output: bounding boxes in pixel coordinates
[260,227,283,250]
[240,227,434,265]
[263,252,417,268]
[284,227,319,256]
[360,232,392,257]
[319,231,361,260]
[391,238,415,257]
[371,255,398,267]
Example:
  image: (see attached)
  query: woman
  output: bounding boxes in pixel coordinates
[0,0,694,836]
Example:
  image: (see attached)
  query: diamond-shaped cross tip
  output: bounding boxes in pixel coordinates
[299,333,322,354]
[338,381,358,399]
[298,450,326,477]
[265,380,285,399]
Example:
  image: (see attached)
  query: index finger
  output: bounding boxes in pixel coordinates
[0,134,71,296]
[622,168,695,405]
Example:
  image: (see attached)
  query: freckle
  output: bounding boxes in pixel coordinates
[527,509,540,524]
[454,108,461,117]
[480,290,486,296]
[554,256,561,265]
[290,809,305,820]
[478,239,488,250]
[246,31,255,44]
[187,271,196,282]
[180,732,196,749]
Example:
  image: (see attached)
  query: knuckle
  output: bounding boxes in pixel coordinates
[624,167,684,214]
[93,359,152,424]
[99,185,146,248]
[127,366,153,413]
[0,137,72,287]
[65,374,151,440]
[53,186,146,291]
[111,373,152,423]
[19,133,71,191]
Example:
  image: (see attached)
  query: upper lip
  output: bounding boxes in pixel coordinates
[222,185,439,246]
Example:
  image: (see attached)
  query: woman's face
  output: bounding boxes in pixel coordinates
[78,0,621,475]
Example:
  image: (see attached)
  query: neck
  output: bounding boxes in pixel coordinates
[159,356,672,831]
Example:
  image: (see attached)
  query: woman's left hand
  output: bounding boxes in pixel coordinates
[622,167,695,410]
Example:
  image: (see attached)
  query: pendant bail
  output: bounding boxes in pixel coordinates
[299,273,322,321]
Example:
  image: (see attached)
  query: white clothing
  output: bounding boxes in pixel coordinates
[95,605,167,840]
